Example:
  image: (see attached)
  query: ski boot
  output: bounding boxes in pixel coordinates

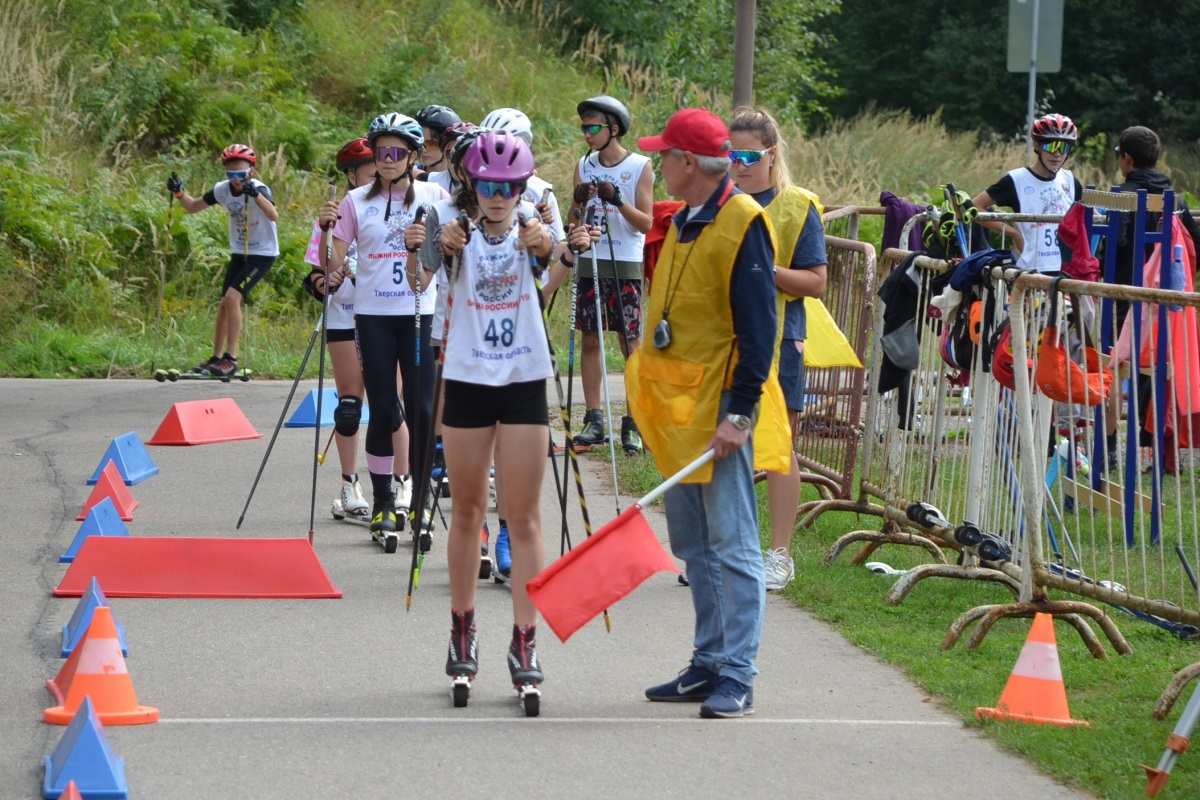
[394,475,413,526]
[370,491,399,553]
[331,475,370,524]
[493,523,511,584]
[410,502,433,554]
[573,408,607,448]
[447,609,479,708]
[187,355,219,376]
[508,625,543,717]
[478,521,493,580]
[620,415,643,456]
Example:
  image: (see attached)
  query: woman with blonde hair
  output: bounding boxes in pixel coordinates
[727,106,828,591]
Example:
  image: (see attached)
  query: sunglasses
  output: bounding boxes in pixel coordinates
[374,146,411,163]
[476,180,524,199]
[581,123,608,136]
[728,148,770,166]
[1039,140,1073,155]
[226,170,249,181]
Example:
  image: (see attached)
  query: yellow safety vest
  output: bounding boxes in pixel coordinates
[627,193,791,483]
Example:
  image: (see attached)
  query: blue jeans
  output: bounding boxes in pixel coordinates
[663,398,765,686]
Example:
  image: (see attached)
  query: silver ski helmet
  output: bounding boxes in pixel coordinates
[577,95,631,137]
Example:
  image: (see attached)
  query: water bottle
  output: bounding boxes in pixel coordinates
[1168,243,1186,312]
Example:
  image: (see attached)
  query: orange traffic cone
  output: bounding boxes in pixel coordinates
[44,607,158,726]
[976,613,1089,726]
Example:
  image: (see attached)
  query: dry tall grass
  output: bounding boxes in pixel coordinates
[0,0,69,114]
[788,111,1107,207]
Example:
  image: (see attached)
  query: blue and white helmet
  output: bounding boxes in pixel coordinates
[367,112,424,150]
[480,107,532,146]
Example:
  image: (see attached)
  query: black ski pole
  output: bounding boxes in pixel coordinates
[408,210,467,612]
[150,192,173,375]
[590,198,623,523]
[600,196,637,456]
[549,207,609,630]
[236,312,323,530]
[307,179,339,543]
[409,205,429,556]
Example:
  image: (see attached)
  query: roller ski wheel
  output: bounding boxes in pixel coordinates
[479,557,493,580]
[370,497,399,553]
[517,683,541,717]
[508,626,543,716]
[452,675,473,708]
[152,369,180,382]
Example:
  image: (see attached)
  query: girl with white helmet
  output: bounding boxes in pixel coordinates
[411,129,574,714]
[302,138,411,527]
[317,112,449,550]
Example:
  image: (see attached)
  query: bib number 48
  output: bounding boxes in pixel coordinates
[485,318,515,348]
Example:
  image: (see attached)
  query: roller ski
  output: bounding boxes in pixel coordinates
[153,367,252,383]
[447,609,479,708]
[369,491,400,554]
[508,625,543,717]
[330,476,371,525]
[409,503,434,554]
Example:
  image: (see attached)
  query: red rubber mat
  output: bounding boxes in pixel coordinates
[53,537,342,598]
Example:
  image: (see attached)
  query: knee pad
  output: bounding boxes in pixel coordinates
[333,396,363,437]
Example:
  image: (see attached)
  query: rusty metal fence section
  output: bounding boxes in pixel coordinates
[790,234,876,503]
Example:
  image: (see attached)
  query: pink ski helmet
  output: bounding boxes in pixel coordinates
[460,130,535,183]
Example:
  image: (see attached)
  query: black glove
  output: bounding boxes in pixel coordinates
[167,173,184,194]
[572,183,592,204]
[303,269,326,301]
[595,181,623,207]
[242,181,260,198]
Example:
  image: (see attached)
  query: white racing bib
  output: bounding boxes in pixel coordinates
[443,202,554,385]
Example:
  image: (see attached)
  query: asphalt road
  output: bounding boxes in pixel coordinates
[1,378,1091,799]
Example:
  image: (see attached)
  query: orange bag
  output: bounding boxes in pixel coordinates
[1034,278,1112,405]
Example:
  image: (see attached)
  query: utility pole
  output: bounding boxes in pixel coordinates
[733,0,756,108]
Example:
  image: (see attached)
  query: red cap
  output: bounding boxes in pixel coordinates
[638,108,731,158]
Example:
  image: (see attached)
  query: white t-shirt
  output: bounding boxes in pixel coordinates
[524,175,565,243]
[332,181,449,316]
[1006,166,1076,272]
[211,179,279,256]
[427,170,453,194]
[304,220,357,330]
[442,201,554,386]
[577,151,651,262]
[420,198,459,344]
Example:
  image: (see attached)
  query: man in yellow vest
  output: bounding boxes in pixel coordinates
[628,108,782,719]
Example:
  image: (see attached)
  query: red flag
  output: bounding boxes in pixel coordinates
[527,505,680,642]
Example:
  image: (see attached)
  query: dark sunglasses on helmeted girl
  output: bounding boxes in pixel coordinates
[476,180,524,199]
[728,148,769,167]
[374,146,411,163]
[1039,140,1072,155]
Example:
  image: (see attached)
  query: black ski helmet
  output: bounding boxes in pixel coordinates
[415,105,462,138]
[577,95,631,137]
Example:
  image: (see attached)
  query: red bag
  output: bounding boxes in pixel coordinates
[1034,278,1112,405]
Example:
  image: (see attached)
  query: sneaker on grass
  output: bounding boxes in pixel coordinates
[764,546,794,591]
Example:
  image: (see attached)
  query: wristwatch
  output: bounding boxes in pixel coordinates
[724,413,752,431]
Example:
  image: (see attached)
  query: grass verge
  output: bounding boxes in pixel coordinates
[612,453,1200,799]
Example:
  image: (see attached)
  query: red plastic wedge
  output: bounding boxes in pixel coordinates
[147,398,261,445]
[53,537,342,598]
[76,461,137,521]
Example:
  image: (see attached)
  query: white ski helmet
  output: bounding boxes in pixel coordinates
[480,107,533,146]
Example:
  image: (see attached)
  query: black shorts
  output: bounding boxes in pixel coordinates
[222,254,275,297]
[442,379,549,428]
[576,278,642,339]
[326,327,355,343]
